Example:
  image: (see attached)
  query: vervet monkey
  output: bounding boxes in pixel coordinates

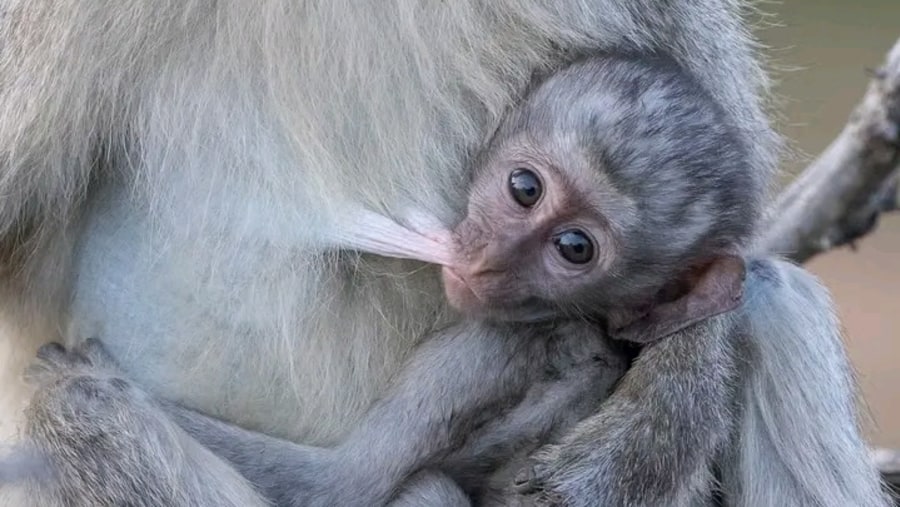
[158,53,762,506]
[0,1,888,506]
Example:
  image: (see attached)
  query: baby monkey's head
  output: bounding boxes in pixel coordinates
[443,54,759,331]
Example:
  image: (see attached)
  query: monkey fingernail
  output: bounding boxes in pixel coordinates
[513,466,541,493]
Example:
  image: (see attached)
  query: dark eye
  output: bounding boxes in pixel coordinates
[508,168,542,207]
[553,229,594,265]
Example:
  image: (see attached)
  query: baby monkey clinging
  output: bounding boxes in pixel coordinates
[157,54,815,507]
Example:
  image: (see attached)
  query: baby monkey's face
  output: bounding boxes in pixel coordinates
[442,140,633,322]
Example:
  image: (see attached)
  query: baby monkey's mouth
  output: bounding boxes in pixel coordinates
[441,265,485,314]
[440,264,556,322]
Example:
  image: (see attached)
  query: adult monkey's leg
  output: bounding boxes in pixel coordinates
[19,340,268,507]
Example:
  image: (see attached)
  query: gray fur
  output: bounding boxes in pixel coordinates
[81,258,890,507]
[14,340,269,507]
[0,1,884,506]
[720,258,891,506]
[12,325,625,506]
[46,56,884,507]
[477,54,758,310]
[0,1,777,443]
[388,472,472,507]
[161,321,627,506]
[507,258,891,507]
[0,444,49,487]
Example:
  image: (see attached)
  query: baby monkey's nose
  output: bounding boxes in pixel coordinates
[468,233,529,276]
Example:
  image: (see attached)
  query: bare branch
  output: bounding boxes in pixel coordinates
[759,38,900,263]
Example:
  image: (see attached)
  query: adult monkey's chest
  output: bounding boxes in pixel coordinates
[64,2,596,446]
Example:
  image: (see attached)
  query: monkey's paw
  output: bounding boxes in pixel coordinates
[511,430,692,507]
[24,338,123,387]
[22,338,159,449]
[507,445,569,507]
[509,439,638,507]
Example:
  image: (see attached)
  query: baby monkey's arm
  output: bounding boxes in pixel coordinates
[166,320,615,507]
[513,256,746,506]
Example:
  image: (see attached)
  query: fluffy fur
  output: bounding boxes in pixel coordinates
[0,1,885,506]
[0,0,776,444]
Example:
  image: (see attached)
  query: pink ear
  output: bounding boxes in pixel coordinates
[611,255,746,344]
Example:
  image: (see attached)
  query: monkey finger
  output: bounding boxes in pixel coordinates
[533,492,565,507]
[23,342,75,385]
[34,342,68,364]
[35,342,73,368]
[73,337,120,371]
[512,465,542,494]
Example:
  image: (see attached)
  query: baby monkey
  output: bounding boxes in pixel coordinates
[156,53,760,507]
[26,53,818,506]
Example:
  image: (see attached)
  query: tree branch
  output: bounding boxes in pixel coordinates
[759,38,900,263]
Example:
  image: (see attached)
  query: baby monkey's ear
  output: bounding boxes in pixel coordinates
[612,255,746,344]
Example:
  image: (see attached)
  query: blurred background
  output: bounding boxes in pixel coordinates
[759,0,900,447]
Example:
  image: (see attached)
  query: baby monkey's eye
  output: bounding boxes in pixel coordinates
[553,230,594,264]
[509,168,542,207]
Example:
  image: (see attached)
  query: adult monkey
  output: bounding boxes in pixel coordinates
[0,0,886,506]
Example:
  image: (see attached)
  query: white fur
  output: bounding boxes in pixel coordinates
[725,259,892,506]
[3,3,890,506]
[0,0,778,445]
